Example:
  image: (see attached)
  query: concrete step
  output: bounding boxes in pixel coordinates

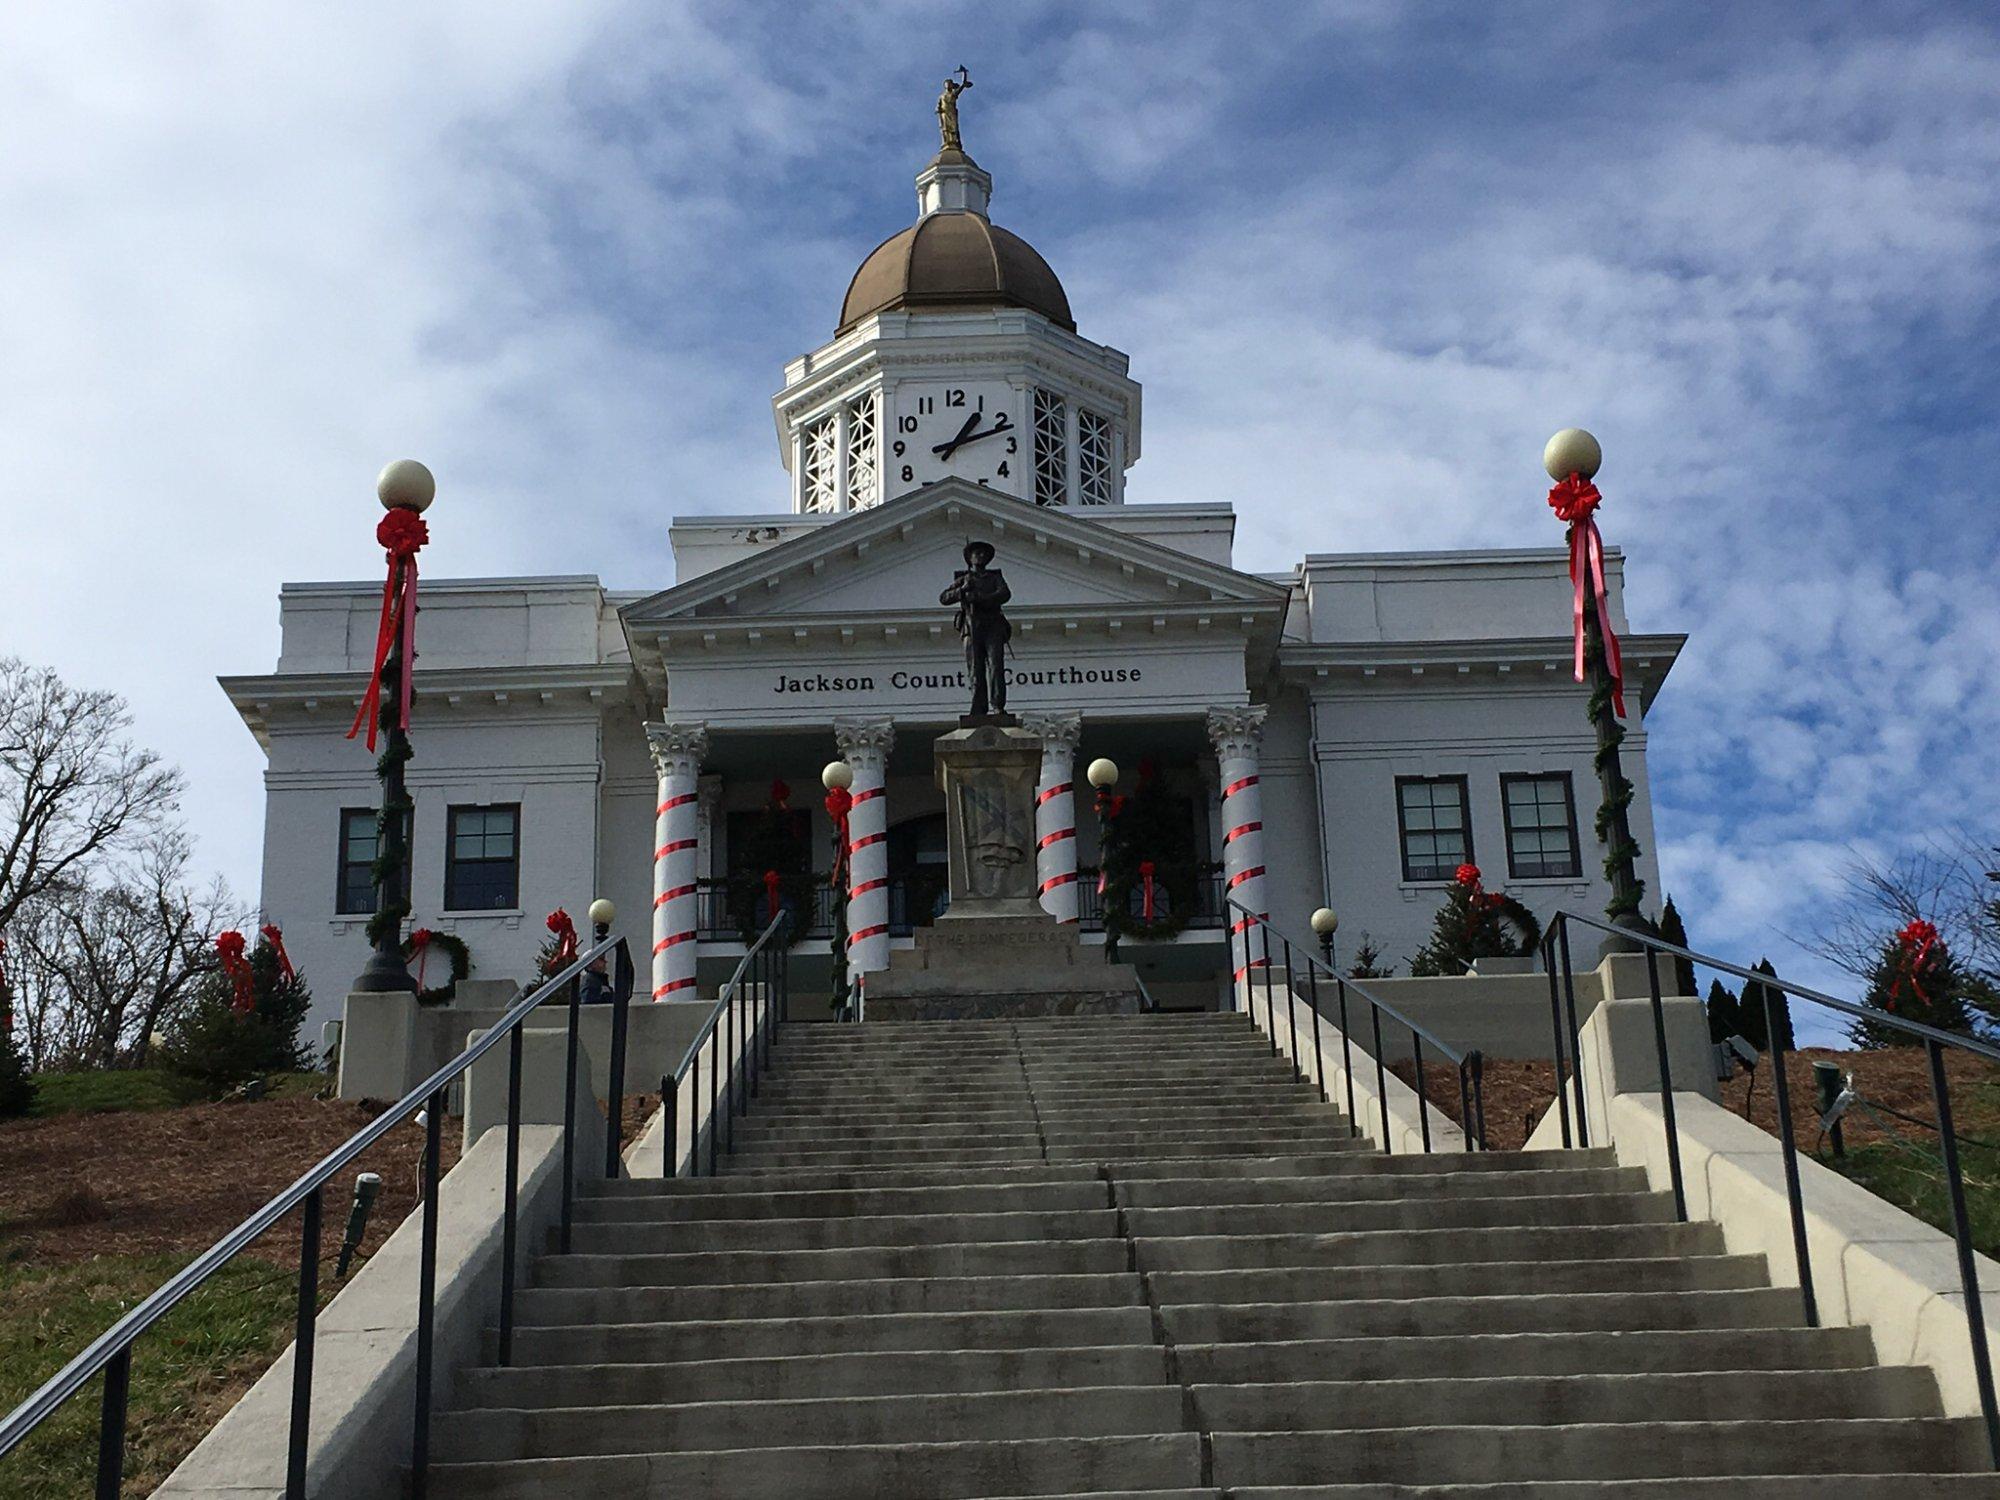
[1228,1482,2000,1499]
[1190,1367,1944,1431]
[771,1037,1277,1065]
[1144,1253,1769,1307]
[430,1385,1189,1461]
[494,1305,1161,1365]
[568,1205,1120,1251]
[534,1236,1135,1288]
[458,1343,1174,1408]
[681,1150,1421,1191]
[1123,1192,1674,1239]
[1043,1136,1375,1163]
[512,1270,1146,1325]
[1172,1326,1880,1384]
[426,1433,1207,1499]
[1108,1165,1647,1208]
[741,1099,1348,1131]
[576,1179,1112,1222]
[723,1144,1051,1169]
[1208,1419,1988,1485]
[1161,1287,1808,1344]
[1133,1221,1725,1273]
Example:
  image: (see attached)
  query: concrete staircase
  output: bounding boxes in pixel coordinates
[426,1011,1991,1497]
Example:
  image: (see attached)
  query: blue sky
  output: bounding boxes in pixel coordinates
[3,2,1996,1022]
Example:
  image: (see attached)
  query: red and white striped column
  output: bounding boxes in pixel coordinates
[834,719,895,976]
[1208,705,1269,981]
[646,721,709,1001]
[1023,713,1082,923]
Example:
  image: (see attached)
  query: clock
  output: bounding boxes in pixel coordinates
[886,381,1025,499]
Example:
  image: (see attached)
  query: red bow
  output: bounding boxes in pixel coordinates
[1139,860,1157,921]
[1455,864,1481,887]
[763,869,783,924]
[545,909,578,971]
[1549,473,1626,719]
[1891,918,1940,1005]
[824,787,853,889]
[216,930,255,1015]
[409,926,433,989]
[347,508,429,752]
[258,924,295,983]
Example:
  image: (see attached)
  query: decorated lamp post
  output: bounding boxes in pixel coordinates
[348,459,435,994]
[1086,757,1121,960]
[822,760,854,1013]
[1310,906,1339,970]
[1544,428,1654,953]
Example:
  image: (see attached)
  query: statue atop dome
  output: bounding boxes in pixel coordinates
[937,67,972,153]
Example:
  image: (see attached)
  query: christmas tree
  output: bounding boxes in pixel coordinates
[1851,920,1986,1049]
[161,928,314,1099]
[728,780,813,942]
[1099,760,1198,945]
[1409,865,1542,977]
[1346,933,1395,980]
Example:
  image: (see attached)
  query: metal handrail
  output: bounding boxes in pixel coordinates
[1540,907,1998,1468]
[1227,898,1486,1153]
[0,929,635,1496]
[659,909,793,1179]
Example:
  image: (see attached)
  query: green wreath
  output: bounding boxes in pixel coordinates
[404,928,471,1005]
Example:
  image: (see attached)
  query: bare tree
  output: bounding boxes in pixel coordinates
[9,828,234,1070]
[0,657,184,942]
[1803,831,2000,991]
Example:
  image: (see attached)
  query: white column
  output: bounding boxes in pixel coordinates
[647,721,708,1001]
[1208,705,1269,974]
[834,718,895,976]
[1022,713,1082,923]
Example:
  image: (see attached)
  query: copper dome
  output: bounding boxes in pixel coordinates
[838,211,1074,334]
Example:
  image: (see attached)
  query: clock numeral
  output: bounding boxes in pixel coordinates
[945,388,965,407]
[917,397,934,415]
[1004,436,1017,453]
[898,414,919,432]
[892,440,905,457]
[997,460,1010,478]
[900,464,914,482]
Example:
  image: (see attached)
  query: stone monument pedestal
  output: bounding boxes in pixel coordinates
[864,723,1140,1022]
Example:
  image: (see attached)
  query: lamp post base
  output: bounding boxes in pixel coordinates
[1596,909,1659,961]
[352,947,418,995]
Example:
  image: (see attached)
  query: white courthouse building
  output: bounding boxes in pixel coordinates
[222,135,1684,1038]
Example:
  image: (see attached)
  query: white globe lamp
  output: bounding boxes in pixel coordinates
[376,458,436,512]
[1542,428,1602,482]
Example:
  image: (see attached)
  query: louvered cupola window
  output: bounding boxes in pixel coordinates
[1033,386,1067,506]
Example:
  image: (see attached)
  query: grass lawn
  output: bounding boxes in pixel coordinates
[1819,1068,2000,1259]
[29,1069,326,1118]
[0,1253,303,1499]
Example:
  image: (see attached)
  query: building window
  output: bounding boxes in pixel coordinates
[337,807,409,915]
[1395,776,1472,883]
[1077,408,1112,505]
[802,413,839,512]
[1033,387,1067,506]
[445,805,520,911]
[846,394,879,509]
[1502,773,1580,880]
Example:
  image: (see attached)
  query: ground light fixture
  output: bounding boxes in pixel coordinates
[335,1172,383,1279]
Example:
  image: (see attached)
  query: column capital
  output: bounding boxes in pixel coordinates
[833,717,896,771]
[1206,704,1267,761]
[1018,712,1082,756]
[647,720,710,780]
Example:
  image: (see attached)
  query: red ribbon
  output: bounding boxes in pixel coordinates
[216,930,255,1015]
[545,909,578,971]
[1891,918,1940,1006]
[824,787,853,889]
[1139,860,1157,921]
[763,869,782,924]
[409,926,433,990]
[258,924,295,983]
[347,508,429,752]
[1455,863,1480,887]
[1549,473,1627,719]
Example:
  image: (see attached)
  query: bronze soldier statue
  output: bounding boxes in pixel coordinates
[940,539,1011,718]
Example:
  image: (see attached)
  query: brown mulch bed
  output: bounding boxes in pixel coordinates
[0,1093,463,1266]
[1389,1057,1558,1153]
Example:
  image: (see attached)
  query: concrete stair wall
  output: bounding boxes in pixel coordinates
[424,1011,1991,1498]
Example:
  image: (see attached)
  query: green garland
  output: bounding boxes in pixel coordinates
[1586,618,1646,921]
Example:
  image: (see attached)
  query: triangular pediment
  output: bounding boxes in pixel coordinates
[621,482,1288,632]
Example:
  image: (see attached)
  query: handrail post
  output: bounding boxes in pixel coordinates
[604,971,631,1179]
[409,1087,444,1499]
[690,1046,702,1178]
[1928,1038,2000,1466]
[1470,1050,1487,1151]
[708,1021,721,1175]
[499,1025,522,1365]
[1370,1003,1391,1155]
[94,1347,129,1500]
[1558,921,1588,1147]
[1281,938,1302,1083]
[1643,949,1687,1221]
[285,1183,321,1500]
[1545,924,1574,1148]
[559,975,581,1252]
[662,1073,676,1180]
[1457,1059,1474,1158]
[1411,1029,1431,1153]
[1258,919,1277,1054]
[1760,982,1818,1326]
[1305,961,1327,1104]
[1227,917,1241,1012]
[1335,977,1357,1124]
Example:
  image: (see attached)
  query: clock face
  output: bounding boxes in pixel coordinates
[887,382,1023,499]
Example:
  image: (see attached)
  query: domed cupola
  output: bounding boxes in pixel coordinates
[838,148,1074,335]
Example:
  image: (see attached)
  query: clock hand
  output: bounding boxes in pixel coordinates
[932,410,981,459]
[942,413,1016,451]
